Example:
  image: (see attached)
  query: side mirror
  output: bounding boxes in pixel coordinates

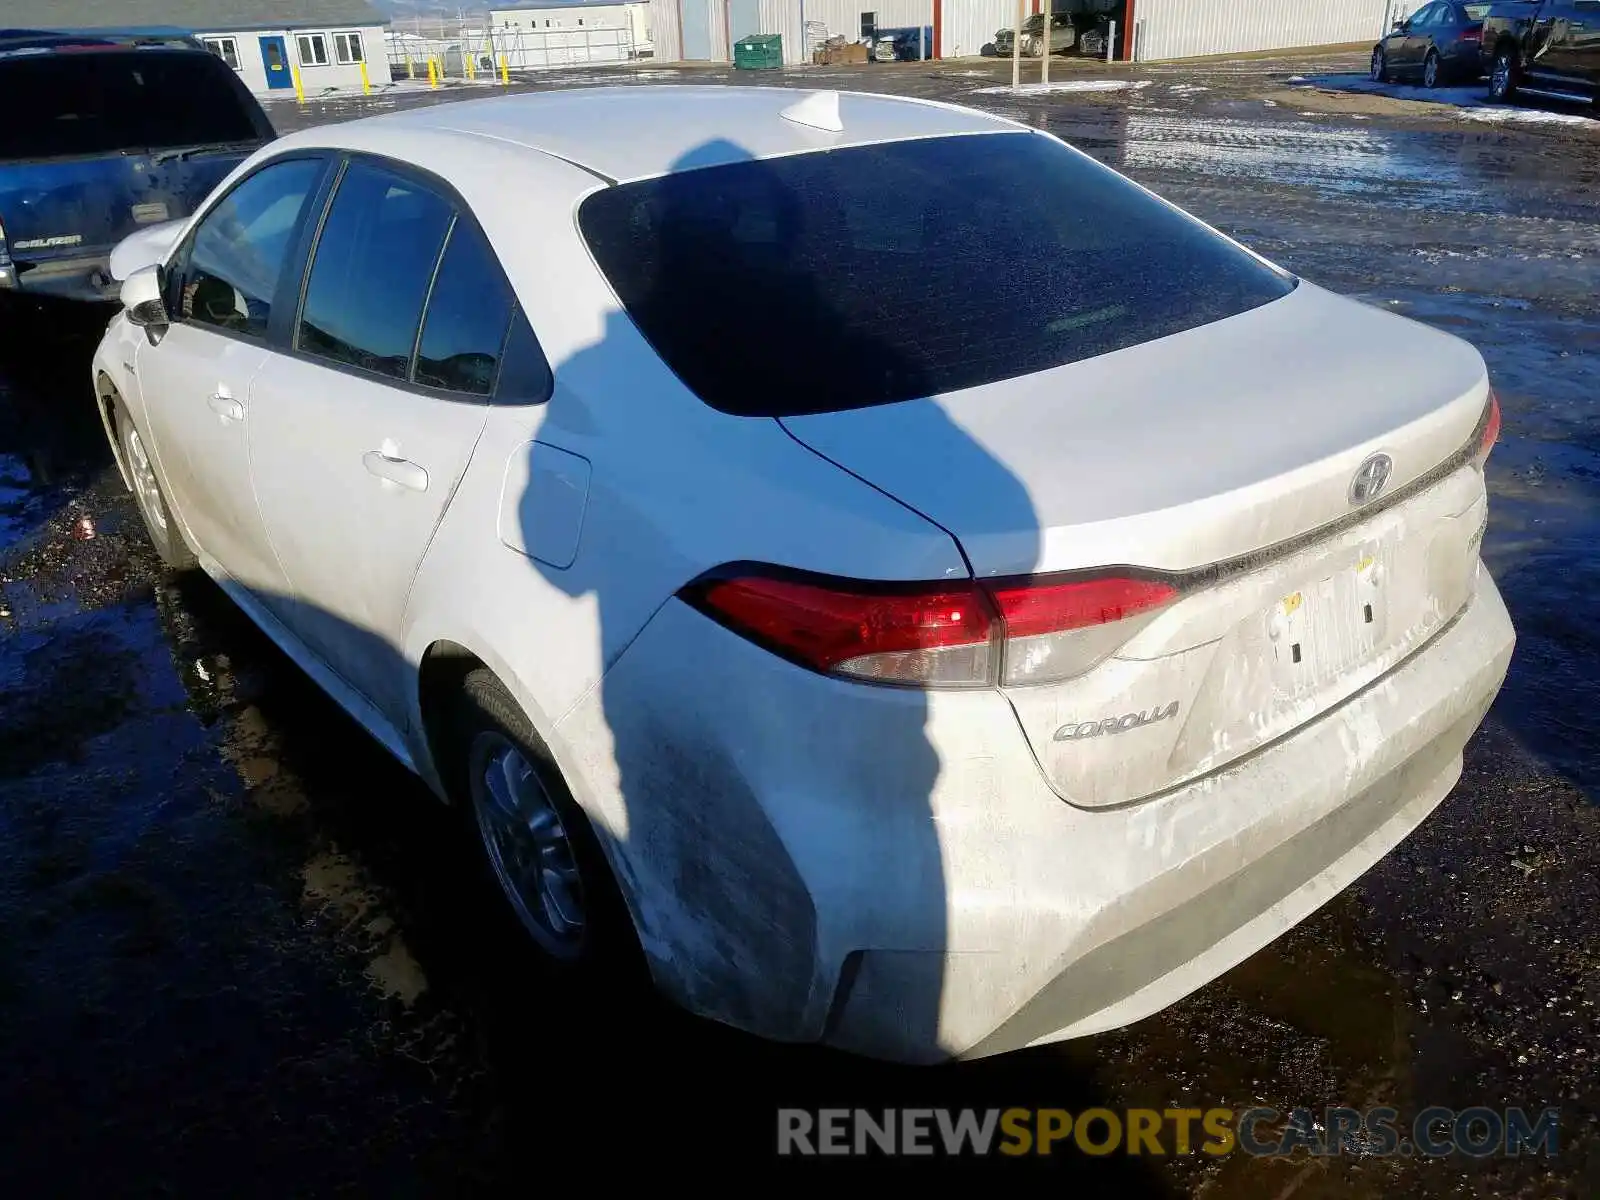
[121,264,169,342]
[1393,18,1407,29]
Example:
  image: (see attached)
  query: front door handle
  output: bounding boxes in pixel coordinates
[363,450,429,492]
[208,392,244,421]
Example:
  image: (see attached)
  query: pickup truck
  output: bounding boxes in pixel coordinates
[1481,0,1600,103]
[0,27,274,311]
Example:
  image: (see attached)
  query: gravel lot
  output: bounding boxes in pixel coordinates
[1,49,1596,1195]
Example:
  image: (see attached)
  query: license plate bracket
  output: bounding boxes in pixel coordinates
[1269,548,1388,698]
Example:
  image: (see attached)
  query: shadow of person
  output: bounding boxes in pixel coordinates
[497,135,1164,1186]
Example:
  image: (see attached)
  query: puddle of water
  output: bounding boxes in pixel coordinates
[1118,112,1489,211]
[970,79,1148,96]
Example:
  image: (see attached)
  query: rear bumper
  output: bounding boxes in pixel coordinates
[0,251,119,304]
[552,569,1513,1063]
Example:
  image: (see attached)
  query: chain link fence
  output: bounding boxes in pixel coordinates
[384,12,650,81]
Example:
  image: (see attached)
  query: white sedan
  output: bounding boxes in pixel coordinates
[92,86,1513,1063]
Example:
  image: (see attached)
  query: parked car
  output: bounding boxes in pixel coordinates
[1370,0,1493,87]
[93,87,1512,1065]
[994,13,1076,57]
[1482,0,1600,103]
[0,27,274,309]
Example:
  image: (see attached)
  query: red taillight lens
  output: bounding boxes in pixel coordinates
[987,576,1179,637]
[684,568,1179,688]
[687,574,997,686]
[1461,27,1482,42]
[1473,390,1501,467]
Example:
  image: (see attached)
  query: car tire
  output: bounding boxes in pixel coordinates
[1488,46,1517,102]
[1423,48,1441,89]
[114,396,196,570]
[1370,45,1389,83]
[1023,34,1040,56]
[451,668,645,985]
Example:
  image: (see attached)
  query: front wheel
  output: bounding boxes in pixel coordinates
[115,396,196,570]
[1488,47,1517,102]
[1023,34,1040,56]
[1370,45,1388,83]
[1422,48,1441,89]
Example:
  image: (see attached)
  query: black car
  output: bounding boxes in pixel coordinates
[0,27,274,309]
[1370,0,1494,87]
[1482,0,1600,105]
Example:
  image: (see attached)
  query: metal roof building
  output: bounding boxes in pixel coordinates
[2,0,392,94]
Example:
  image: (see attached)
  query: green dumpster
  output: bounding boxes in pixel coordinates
[733,33,782,69]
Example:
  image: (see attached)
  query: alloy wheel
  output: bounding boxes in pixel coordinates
[470,731,587,958]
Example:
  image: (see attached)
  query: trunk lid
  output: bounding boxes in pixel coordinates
[780,282,1494,807]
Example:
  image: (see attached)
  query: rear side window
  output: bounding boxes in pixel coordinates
[298,162,453,381]
[578,131,1295,417]
[415,219,515,395]
[0,50,262,161]
[179,158,323,338]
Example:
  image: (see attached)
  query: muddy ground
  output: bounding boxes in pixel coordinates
[1,49,1597,1196]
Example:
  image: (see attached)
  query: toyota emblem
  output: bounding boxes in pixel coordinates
[1349,453,1394,506]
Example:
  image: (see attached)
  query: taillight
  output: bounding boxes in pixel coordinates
[1461,26,1482,42]
[989,575,1179,685]
[1472,390,1501,468]
[683,567,1180,688]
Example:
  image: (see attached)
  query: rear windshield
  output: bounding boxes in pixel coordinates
[0,49,262,161]
[578,131,1296,417]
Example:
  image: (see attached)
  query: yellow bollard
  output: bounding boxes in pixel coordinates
[292,64,305,102]
[406,54,414,79]
[466,51,476,80]
[359,60,371,94]
[499,54,509,85]
[427,56,437,87]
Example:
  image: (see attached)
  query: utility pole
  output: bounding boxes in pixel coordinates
[1011,0,1022,87]
[1041,2,1050,83]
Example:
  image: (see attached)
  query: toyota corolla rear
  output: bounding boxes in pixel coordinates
[558,122,1514,1063]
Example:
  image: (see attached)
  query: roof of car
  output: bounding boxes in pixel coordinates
[302,86,1026,184]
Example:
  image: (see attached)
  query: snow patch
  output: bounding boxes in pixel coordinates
[1459,106,1595,129]
[969,79,1150,95]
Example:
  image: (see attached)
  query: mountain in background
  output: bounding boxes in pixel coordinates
[371,0,480,18]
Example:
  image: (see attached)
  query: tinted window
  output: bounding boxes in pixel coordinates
[0,50,262,161]
[415,220,515,394]
[494,310,554,403]
[578,132,1295,417]
[299,163,452,382]
[181,158,323,338]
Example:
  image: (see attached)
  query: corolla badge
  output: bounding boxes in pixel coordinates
[1054,702,1180,742]
[1348,453,1394,506]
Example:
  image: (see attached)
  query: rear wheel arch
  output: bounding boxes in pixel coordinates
[417,639,487,804]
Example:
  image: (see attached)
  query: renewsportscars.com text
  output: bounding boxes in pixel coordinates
[777,1106,1560,1158]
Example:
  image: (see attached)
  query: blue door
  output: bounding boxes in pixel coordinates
[258,35,292,88]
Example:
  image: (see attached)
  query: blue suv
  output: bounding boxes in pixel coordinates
[0,27,275,309]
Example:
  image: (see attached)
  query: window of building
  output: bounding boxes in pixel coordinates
[296,33,329,66]
[333,31,364,63]
[203,37,241,70]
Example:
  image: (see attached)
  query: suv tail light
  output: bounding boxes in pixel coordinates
[1472,390,1501,468]
[1460,26,1482,43]
[682,567,1180,689]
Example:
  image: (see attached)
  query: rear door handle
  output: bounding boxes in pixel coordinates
[363,450,429,492]
[208,392,244,421]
